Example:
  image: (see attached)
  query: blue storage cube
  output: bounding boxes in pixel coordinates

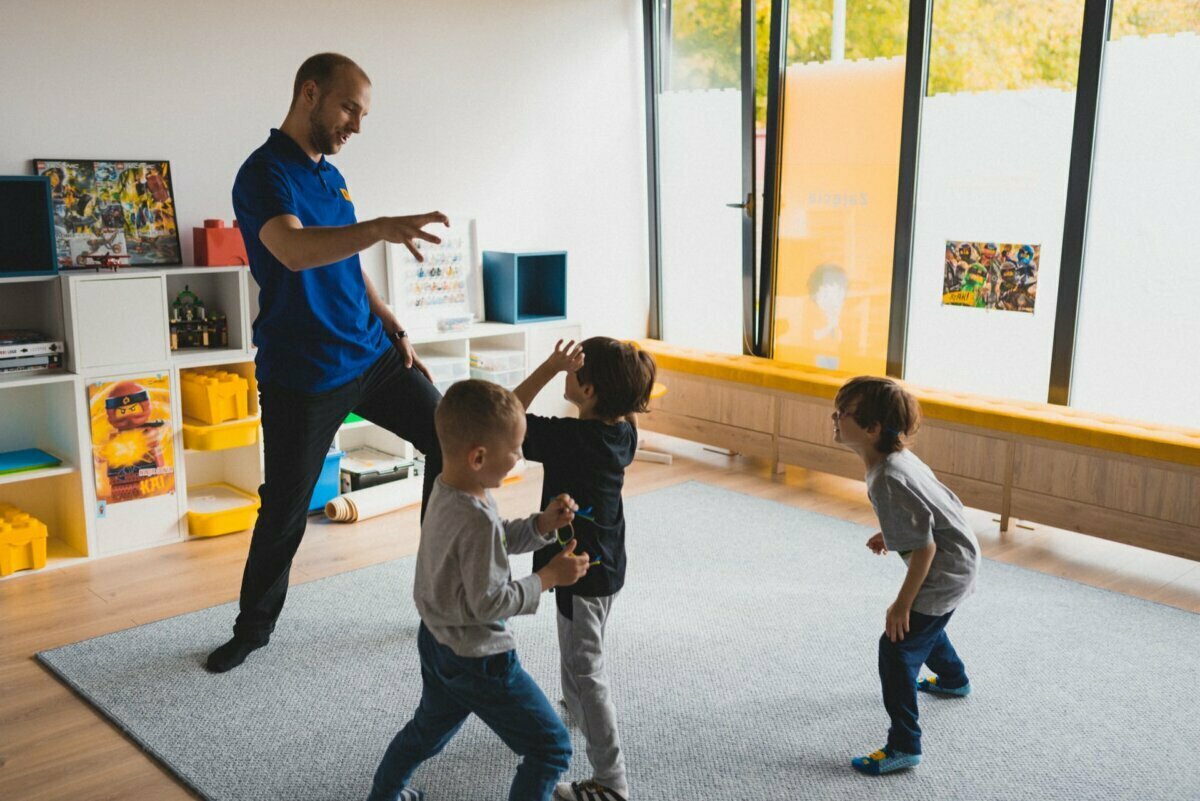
[482,251,567,324]
[310,448,344,512]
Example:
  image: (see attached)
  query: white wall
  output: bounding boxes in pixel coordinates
[0,0,650,341]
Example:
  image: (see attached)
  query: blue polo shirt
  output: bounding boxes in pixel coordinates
[232,129,387,392]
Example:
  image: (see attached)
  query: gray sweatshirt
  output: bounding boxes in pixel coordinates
[414,476,557,658]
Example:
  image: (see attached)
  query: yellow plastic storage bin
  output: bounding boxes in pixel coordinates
[187,483,260,538]
[180,368,250,425]
[182,415,260,451]
[0,503,49,576]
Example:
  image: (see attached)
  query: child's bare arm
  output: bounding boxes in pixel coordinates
[512,339,584,409]
[885,541,937,642]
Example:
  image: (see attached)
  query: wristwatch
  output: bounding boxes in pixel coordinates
[390,328,408,342]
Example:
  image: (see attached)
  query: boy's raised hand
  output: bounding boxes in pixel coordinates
[866,532,888,555]
[537,493,577,534]
[536,538,590,591]
[544,339,585,374]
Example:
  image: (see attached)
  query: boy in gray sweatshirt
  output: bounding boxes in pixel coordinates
[367,379,591,801]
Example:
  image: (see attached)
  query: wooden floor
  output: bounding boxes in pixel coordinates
[2,433,1198,800]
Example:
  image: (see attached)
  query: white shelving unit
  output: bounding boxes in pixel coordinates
[1,266,578,579]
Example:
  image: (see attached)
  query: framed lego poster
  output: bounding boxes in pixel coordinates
[384,215,484,335]
[87,375,176,504]
[942,240,1039,314]
[33,159,182,267]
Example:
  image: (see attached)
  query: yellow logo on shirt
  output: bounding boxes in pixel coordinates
[339,188,352,201]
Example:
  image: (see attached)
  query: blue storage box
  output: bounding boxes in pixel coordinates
[310,448,344,512]
[482,251,567,324]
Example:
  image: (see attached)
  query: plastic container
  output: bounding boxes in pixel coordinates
[310,448,344,512]
[470,366,525,389]
[180,368,249,425]
[0,503,49,576]
[420,355,470,385]
[340,446,415,493]
[470,347,525,372]
[186,483,260,537]
[182,415,260,451]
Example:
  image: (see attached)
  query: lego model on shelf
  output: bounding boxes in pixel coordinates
[0,330,64,374]
[169,285,228,350]
[0,175,58,277]
[0,448,62,476]
[33,159,182,267]
[193,219,249,266]
[0,503,49,576]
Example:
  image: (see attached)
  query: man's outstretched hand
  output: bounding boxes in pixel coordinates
[375,212,449,261]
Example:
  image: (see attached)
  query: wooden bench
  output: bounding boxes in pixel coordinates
[636,339,1200,562]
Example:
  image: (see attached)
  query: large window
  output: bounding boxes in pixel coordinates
[771,1,908,374]
[1069,3,1200,428]
[902,0,1086,400]
[654,0,769,354]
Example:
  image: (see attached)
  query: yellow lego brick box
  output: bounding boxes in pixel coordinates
[0,503,49,577]
[180,368,250,425]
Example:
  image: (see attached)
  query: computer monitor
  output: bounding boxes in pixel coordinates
[0,176,58,276]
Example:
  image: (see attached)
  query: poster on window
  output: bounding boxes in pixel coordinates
[943,241,1039,313]
[88,375,175,504]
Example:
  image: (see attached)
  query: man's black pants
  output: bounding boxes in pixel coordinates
[232,347,442,644]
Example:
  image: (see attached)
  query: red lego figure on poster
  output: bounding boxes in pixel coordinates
[97,380,170,503]
[193,219,249,266]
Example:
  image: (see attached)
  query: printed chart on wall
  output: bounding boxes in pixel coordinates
[34,159,182,267]
[384,216,484,335]
[943,240,1039,313]
[88,375,175,505]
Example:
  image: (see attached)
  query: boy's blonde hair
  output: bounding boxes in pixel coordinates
[435,379,524,454]
[834,376,921,454]
[575,337,657,420]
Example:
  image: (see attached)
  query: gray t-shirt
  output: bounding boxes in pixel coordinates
[866,449,980,616]
[414,476,556,658]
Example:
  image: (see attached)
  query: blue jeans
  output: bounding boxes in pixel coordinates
[878,609,968,755]
[367,623,572,801]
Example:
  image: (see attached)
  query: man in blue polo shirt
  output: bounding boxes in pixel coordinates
[207,53,447,673]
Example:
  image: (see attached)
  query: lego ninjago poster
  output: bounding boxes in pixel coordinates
[87,376,176,504]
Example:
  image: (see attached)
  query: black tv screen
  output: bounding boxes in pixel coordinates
[0,176,58,276]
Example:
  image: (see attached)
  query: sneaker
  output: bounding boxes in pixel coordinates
[398,790,424,801]
[555,779,628,801]
[851,745,921,775]
[917,675,972,697]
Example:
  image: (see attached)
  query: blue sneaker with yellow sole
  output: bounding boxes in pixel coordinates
[851,745,921,775]
[917,675,972,697]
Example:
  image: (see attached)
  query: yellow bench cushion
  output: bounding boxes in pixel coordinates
[637,339,1200,467]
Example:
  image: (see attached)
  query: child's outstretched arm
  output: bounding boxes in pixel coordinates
[502,493,578,554]
[513,339,584,409]
[885,541,937,643]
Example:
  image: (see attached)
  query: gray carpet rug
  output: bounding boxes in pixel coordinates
[38,481,1200,801]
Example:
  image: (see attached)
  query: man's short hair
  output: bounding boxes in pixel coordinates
[291,53,369,105]
[435,379,524,454]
